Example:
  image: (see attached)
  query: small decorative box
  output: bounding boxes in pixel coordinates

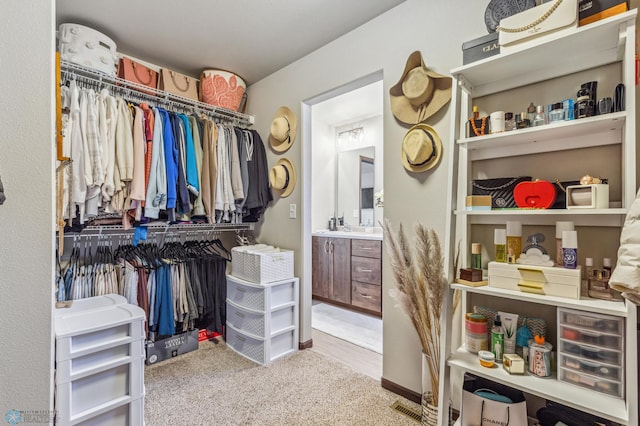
[566,184,609,209]
[465,195,492,211]
[503,354,525,374]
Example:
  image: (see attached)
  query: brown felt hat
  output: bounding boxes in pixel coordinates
[390,51,452,125]
[401,124,443,173]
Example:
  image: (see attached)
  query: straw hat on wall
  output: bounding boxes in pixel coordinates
[269,158,296,197]
[269,106,297,153]
[401,124,442,172]
[390,51,452,125]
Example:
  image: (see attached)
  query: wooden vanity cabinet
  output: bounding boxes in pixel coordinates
[312,236,382,316]
[312,236,351,304]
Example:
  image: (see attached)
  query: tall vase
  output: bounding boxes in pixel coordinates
[421,352,438,426]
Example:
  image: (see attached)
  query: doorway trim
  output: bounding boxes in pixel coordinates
[299,70,383,347]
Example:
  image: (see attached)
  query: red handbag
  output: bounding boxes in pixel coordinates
[117,57,158,94]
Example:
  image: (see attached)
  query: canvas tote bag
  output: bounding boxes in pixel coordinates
[460,373,528,426]
[158,69,199,101]
[117,57,158,94]
[498,0,578,47]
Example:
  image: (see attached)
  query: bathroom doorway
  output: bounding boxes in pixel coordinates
[301,72,384,378]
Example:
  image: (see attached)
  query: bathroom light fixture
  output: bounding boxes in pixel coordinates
[337,127,364,148]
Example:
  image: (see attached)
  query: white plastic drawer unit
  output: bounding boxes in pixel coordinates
[558,307,625,398]
[559,367,623,398]
[56,358,145,421]
[55,304,146,363]
[226,299,296,338]
[226,275,297,311]
[226,323,296,365]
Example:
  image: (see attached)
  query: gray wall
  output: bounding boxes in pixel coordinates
[0,0,55,416]
[247,0,489,393]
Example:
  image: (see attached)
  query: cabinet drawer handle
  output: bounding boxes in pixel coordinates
[358,268,372,273]
[235,334,246,341]
[360,294,372,299]
[360,247,372,250]
[234,311,245,318]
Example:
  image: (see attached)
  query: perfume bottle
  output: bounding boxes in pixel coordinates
[516,112,530,129]
[562,230,578,269]
[506,221,522,262]
[527,102,536,123]
[504,112,516,131]
[533,105,546,126]
[471,243,482,269]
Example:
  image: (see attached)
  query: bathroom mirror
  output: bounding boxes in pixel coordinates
[336,146,375,226]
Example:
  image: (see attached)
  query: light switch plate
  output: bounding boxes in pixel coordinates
[289,203,296,219]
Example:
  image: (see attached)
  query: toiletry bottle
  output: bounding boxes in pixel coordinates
[555,221,574,266]
[504,112,516,131]
[506,221,522,262]
[516,112,530,129]
[549,102,564,122]
[494,229,507,263]
[533,105,546,126]
[471,243,482,269]
[527,102,536,123]
[562,230,578,269]
[583,257,593,297]
[603,257,612,277]
[491,314,504,363]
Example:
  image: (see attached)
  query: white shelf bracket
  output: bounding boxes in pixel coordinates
[457,76,473,95]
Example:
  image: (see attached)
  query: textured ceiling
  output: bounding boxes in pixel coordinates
[56,0,406,85]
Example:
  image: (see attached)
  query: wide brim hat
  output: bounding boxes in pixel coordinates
[401,124,443,173]
[390,51,452,125]
[269,106,297,152]
[269,158,296,197]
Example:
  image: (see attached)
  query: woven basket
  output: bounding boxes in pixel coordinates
[421,392,438,426]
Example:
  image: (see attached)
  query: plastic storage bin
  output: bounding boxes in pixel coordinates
[225,275,299,365]
[231,245,294,283]
[55,299,146,425]
[558,307,625,398]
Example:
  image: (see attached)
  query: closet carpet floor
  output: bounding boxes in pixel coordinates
[144,340,420,425]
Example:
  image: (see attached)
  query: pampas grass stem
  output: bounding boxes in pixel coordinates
[383,219,452,406]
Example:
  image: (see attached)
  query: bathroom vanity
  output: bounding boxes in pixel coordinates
[312,231,382,316]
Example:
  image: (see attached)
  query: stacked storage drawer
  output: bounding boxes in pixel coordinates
[226,274,299,365]
[558,307,625,398]
[54,295,146,425]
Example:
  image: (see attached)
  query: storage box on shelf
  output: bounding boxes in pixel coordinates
[441,10,637,426]
[54,298,146,426]
[558,307,625,398]
[225,275,299,365]
[231,244,294,284]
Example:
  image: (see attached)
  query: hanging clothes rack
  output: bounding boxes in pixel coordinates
[60,60,254,127]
